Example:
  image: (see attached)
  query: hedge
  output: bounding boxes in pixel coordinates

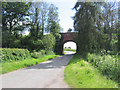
[0,48,30,62]
[86,53,119,81]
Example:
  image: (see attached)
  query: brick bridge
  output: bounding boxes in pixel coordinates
[60,32,76,43]
[60,32,76,53]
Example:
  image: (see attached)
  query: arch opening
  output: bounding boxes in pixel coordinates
[63,41,77,55]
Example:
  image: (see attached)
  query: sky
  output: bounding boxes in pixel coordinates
[23,0,78,49]
[44,0,77,32]
[45,0,77,49]
[24,0,119,49]
[23,0,77,35]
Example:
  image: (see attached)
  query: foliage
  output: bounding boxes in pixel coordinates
[86,53,119,82]
[64,48,76,53]
[46,4,60,35]
[1,55,59,74]
[45,4,62,55]
[29,2,49,38]
[73,2,118,54]
[2,2,62,55]
[20,35,43,51]
[67,28,72,32]
[31,50,46,58]
[64,54,118,88]
[42,34,55,51]
[73,2,104,54]
[54,33,63,55]
[2,2,32,47]
[1,48,30,62]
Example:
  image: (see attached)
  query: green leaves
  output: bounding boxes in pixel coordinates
[73,2,103,54]
[87,53,119,81]
[42,34,55,51]
[1,48,30,62]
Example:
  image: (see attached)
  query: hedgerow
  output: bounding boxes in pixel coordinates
[86,53,119,82]
[1,48,30,62]
[31,50,46,58]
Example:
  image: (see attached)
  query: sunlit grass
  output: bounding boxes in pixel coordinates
[64,54,118,88]
[64,48,76,53]
[0,55,59,74]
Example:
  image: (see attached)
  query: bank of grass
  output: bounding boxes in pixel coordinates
[0,55,59,74]
[64,48,76,53]
[64,54,118,88]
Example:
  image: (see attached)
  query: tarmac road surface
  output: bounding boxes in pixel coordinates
[1,51,75,88]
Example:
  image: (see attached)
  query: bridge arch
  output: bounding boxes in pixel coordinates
[60,32,77,54]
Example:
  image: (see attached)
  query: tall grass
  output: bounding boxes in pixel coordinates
[64,54,118,88]
[1,55,59,74]
[87,53,119,82]
[64,48,76,53]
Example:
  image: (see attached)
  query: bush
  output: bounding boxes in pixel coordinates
[20,36,44,52]
[45,50,55,55]
[31,50,45,58]
[87,53,119,81]
[10,39,21,48]
[42,34,55,51]
[1,48,30,62]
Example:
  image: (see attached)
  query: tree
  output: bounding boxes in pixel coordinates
[67,28,72,32]
[42,34,55,52]
[46,4,62,54]
[2,2,31,47]
[29,2,49,39]
[118,2,120,53]
[46,4,60,35]
[73,2,103,54]
[101,2,118,51]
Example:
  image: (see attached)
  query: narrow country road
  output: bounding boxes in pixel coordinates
[1,51,74,88]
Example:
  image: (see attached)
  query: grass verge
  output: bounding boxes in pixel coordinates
[64,54,118,88]
[0,55,59,74]
[64,48,76,53]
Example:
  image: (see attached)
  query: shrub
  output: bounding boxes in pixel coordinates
[1,48,30,62]
[10,39,21,48]
[31,50,45,59]
[87,53,119,81]
[42,34,55,51]
[45,50,55,55]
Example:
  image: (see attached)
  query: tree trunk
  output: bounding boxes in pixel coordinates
[42,13,44,36]
[8,22,12,48]
[36,22,39,40]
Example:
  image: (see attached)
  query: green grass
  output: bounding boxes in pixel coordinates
[64,48,76,53]
[64,54,118,88]
[0,55,59,74]
[63,52,66,55]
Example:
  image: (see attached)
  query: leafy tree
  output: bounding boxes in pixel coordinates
[67,28,72,32]
[46,4,62,54]
[42,34,55,52]
[118,2,120,53]
[29,2,49,39]
[101,2,118,51]
[73,2,104,54]
[2,2,31,47]
[46,4,60,34]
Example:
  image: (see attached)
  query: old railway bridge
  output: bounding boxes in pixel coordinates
[60,32,76,53]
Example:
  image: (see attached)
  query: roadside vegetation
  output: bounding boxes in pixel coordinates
[64,54,118,88]
[0,48,59,74]
[64,1,119,88]
[64,48,76,53]
[1,2,62,74]
[1,54,59,74]
[1,1,120,88]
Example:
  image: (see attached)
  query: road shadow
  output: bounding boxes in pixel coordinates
[24,54,73,70]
